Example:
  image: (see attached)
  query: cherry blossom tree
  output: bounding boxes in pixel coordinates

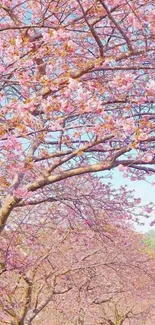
[0,220,155,325]
[0,2,155,323]
[0,0,155,230]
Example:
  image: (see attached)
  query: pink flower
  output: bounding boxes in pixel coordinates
[118,164,126,172]
[130,177,136,181]
[150,220,155,227]
[110,72,135,91]
[68,78,78,90]
[6,136,22,151]
[123,118,135,134]
[143,152,153,162]
[57,29,69,40]
[135,198,141,204]
[146,80,155,96]
[145,207,153,214]
[13,188,31,198]
[137,133,149,141]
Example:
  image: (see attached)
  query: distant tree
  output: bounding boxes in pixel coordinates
[144,231,155,250]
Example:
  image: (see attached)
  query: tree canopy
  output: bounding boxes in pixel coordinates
[0,1,155,324]
[0,0,155,230]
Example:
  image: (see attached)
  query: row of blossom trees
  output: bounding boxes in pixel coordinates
[1,219,155,324]
[0,0,155,324]
[0,178,155,324]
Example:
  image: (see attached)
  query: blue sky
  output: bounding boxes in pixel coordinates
[110,170,155,233]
